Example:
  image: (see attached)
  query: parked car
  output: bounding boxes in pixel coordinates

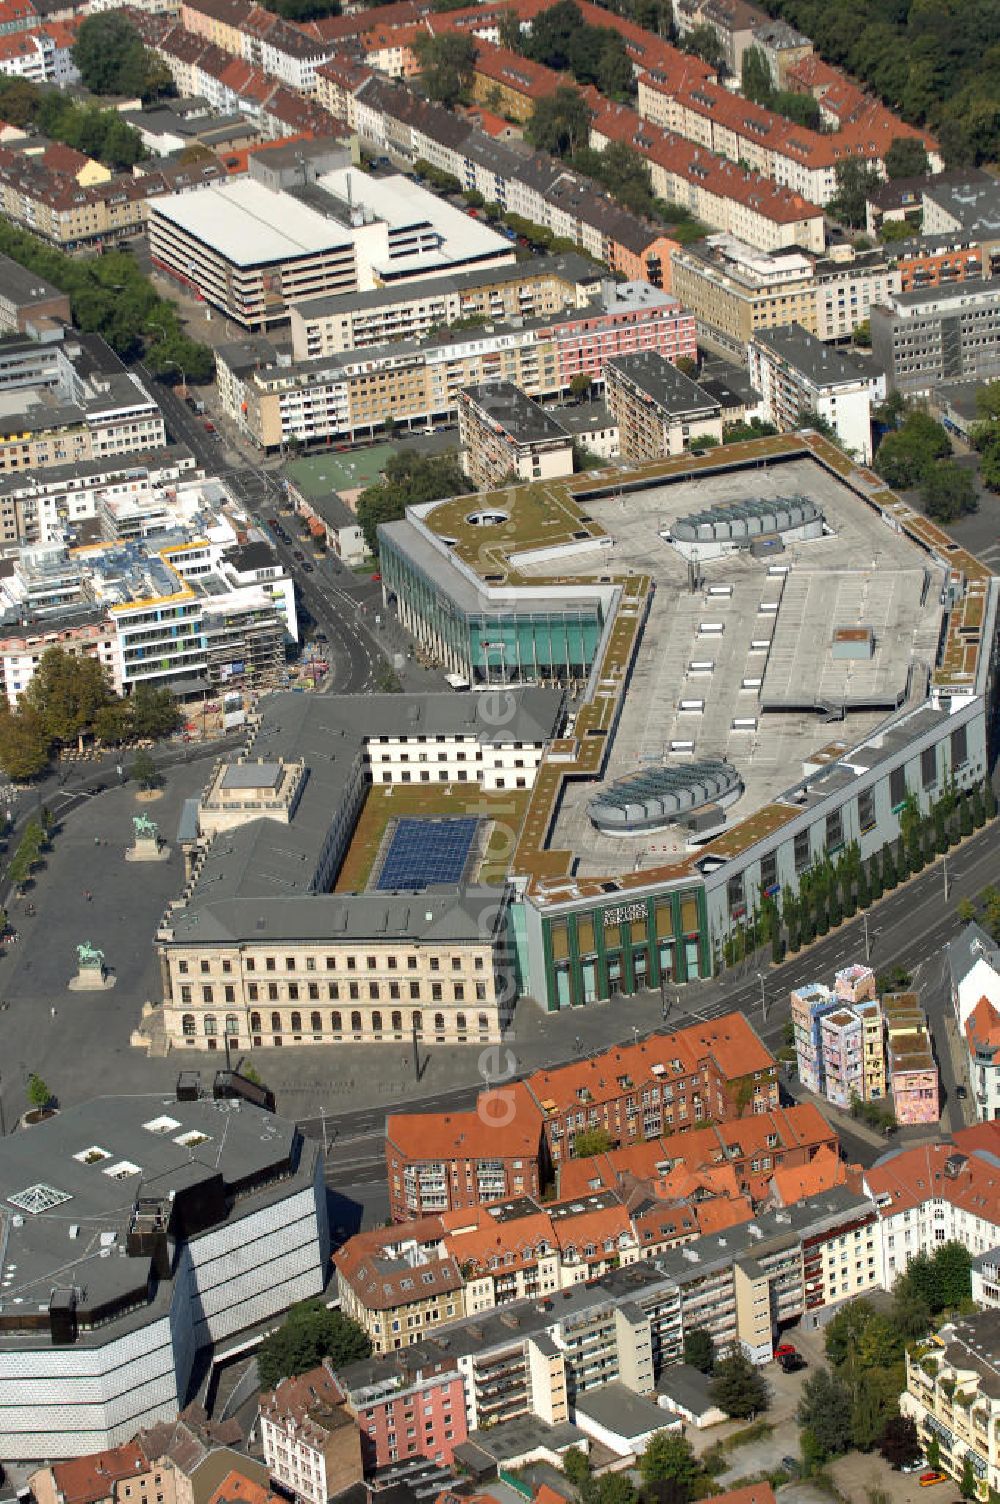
[203,419,215,432]
[779,1352,806,1373]
[371,571,382,582]
[302,561,314,573]
[956,1084,968,1099]
[900,1459,926,1474]
[780,1457,800,1475]
[293,549,305,561]
[919,1472,948,1487]
[774,1342,797,1358]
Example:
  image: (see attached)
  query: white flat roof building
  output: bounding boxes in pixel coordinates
[148,170,516,331]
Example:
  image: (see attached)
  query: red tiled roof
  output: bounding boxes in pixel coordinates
[387,1082,543,1164]
[965,994,1000,1052]
[50,1444,149,1504]
[865,1129,1000,1222]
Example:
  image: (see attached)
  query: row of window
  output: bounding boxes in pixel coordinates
[178,952,485,974]
[181,1009,494,1038]
[180,979,489,1004]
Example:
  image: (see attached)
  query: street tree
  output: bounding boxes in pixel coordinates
[27,1073,51,1110]
[879,1415,921,1470]
[131,749,159,791]
[0,703,50,780]
[20,646,114,753]
[920,460,978,522]
[357,452,470,555]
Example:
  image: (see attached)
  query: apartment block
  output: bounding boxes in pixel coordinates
[522,1014,779,1161]
[864,1123,1000,1286]
[459,382,575,489]
[747,322,875,461]
[884,992,940,1125]
[901,1311,1000,1498]
[672,235,903,355]
[605,351,723,460]
[964,997,1000,1124]
[219,282,695,450]
[0,251,70,334]
[259,1365,363,1504]
[870,278,1000,396]
[289,256,602,360]
[336,1352,468,1470]
[971,1249,1000,1309]
[335,1220,465,1356]
[385,1083,547,1220]
[792,974,887,1104]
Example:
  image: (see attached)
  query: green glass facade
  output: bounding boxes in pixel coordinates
[539,887,710,1010]
[381,532,604,684]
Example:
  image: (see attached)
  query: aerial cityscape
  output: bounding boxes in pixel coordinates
[0,0,997,1502]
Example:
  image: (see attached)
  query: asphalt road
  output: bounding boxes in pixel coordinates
[317,820,1000,1187]
[136,366,432,695]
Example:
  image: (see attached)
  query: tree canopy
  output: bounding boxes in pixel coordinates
[72,14,174,101]
[0,648,180,780]
[797,1368,854,1462]
[0,216,213,375]
[413,33,476,109]
[521,0,634,98]
[525,84,594,157]
[682,1327,714,1373]
[920,459,978,522]
[874,409,951,489]
[0,77,148,170]
[740,45,820,125]
[751,0,1000,164]
[827,157,883,228]
[572,1126,614,1157]
[680,23,726,71]
[257,1300,371,1390]
[638,1432,700,1493]
[709,1348,770,1418]
[357,452,470,555]
[884,136,930,178]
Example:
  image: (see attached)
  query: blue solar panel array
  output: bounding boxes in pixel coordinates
[376,817,479,892]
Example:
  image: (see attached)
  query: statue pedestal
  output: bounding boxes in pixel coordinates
[69,964,116,992]
[126,835,171,863]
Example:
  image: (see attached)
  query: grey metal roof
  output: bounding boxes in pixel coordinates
[0,1095,315,1345]
[654,1361,717,1413]
[607,351,721,419]
[163,689,564,946]
[752,321,869,389]
[589,760,741,833]
[290,253,599,322]
[574,1381,671,1437]
[673,492,821,542]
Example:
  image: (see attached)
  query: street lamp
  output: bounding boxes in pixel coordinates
[756,971,767,1022]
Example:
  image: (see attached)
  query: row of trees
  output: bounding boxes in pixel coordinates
[0,218,213,378]
[721,777,996,970]
[7,812,53,895]
[0,77,147,170]
[0,648,180,782]
[357,452,471,556]
[796,1246,972,1474]
[752,0,1000,166]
